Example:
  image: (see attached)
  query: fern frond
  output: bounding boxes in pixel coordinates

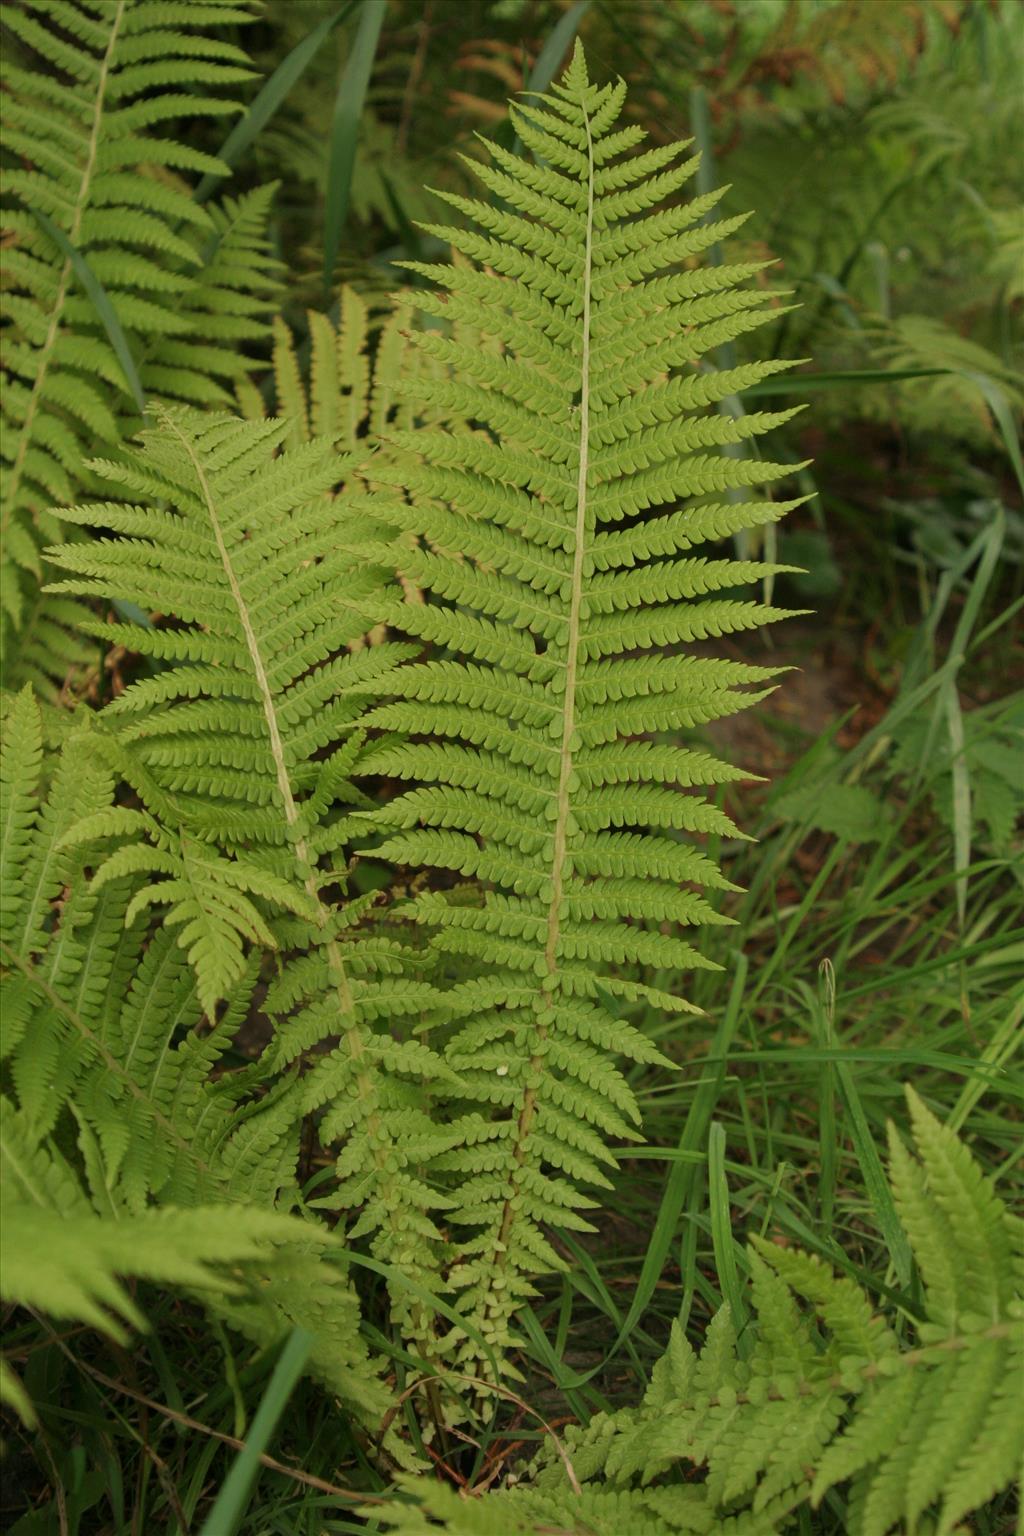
[523,1086,1022,1536]
[0,1102,381,1429]
[0,0,279,696]
[0,699,393,1434]
[361,43,804,1377]
[44,409,455,1355]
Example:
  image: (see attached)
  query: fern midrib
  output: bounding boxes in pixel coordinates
[162,414,402,1228]
[3,0,128,532]
[494,98,597,1261]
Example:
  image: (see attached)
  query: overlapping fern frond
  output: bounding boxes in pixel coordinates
[2,684,273,1198]
[43,411,457,1352]
[354,42,805,1377]
[0,684,392,1433]
[0,0,280,695]
[239,279,495,459]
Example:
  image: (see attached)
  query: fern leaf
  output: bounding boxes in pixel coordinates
[362,42,805,1377]
[518,1088,1020,1536]
[1,0,278,695]
[44,408,455,1356]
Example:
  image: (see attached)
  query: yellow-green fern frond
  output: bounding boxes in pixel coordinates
[0,690,393,1433]
[0,1105,384,1431]
[518,1086,1022,1536]
[43,410,457,1356]
[358,42,807,1379]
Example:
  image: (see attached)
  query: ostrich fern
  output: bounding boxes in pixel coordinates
[356,43,806,1377]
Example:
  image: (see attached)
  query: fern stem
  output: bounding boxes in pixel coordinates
[3,0,128,531]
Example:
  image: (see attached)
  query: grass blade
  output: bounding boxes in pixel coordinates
[834,1060,912,1289]
[708,1120,748,1347]
[31,209,145,416]
[198,1327,313,1536]
[196,3,356,204]
[744,368,949,396]
[323,0,387,294]
[944,683,972,934]
[813,964,838,1229]
[962,371,1024,496]
[613,953,748,1353]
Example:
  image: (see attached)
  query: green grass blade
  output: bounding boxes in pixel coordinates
[613,953,748,1354]
[944,683,972,934]
[198,1327,313,1536]
[196,2,355,204]
[962,371,1024,495]
[708,1119,749,1347]
[834,1060,912,1289]
[323,0,386,294]
[813,965,838,1229]
[744,368,949,396]
[30,209,145,416]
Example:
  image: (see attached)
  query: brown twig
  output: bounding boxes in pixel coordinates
[38,1330,380,1508]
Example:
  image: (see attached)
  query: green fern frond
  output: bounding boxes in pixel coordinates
[44,408,411,974]
[521,1085,1022,1536]
[0,695,393,1434]
[368,1475,780,1535]
[358,43,805,1378]
[0,1103,379,1429]
[43,409,457,1356]
[0,0,281,696]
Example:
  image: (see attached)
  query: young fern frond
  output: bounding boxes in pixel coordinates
[0,0,280,696]
[238,288,375,451]
[43,411,456,1353]
[240,280,492,461]
[359,44,805,1377]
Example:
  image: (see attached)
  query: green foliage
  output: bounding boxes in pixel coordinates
[352,40,804,1380]
[380,1091,1023,1534]
[0,13,1017,1531]
[0,0,280,696]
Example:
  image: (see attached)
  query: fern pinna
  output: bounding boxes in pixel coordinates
[359,44,804,1376]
